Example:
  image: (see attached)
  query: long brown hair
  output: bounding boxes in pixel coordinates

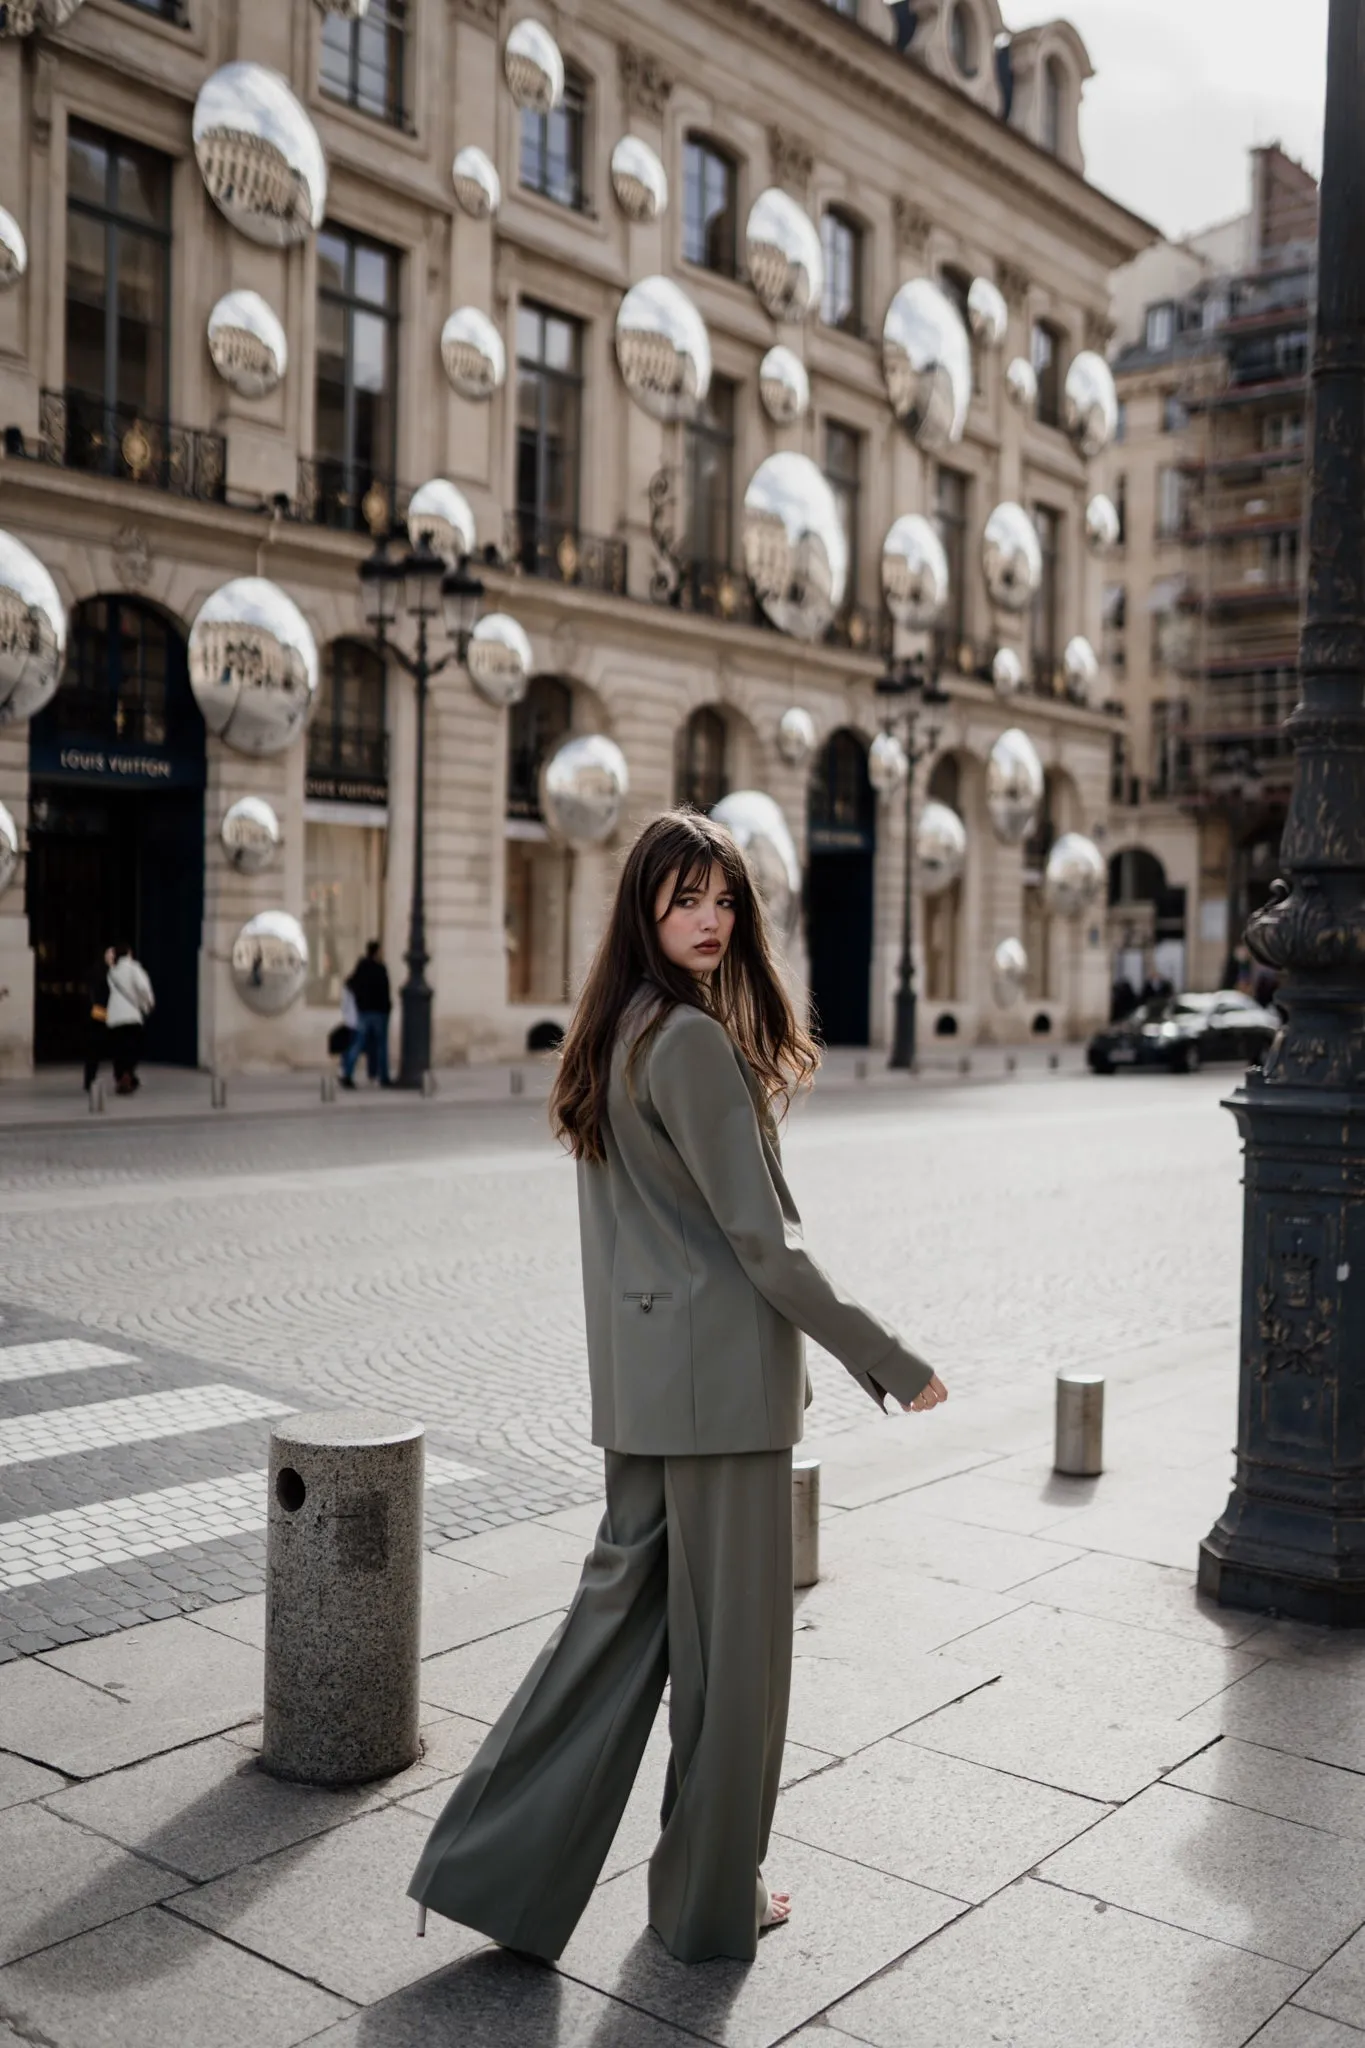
[550,809,819,1162]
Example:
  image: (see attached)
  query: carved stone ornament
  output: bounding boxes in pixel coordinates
[618,42,673,119]
[893,197,932,256]
[455,0,499,22]
[769,125,813,197]
[997,260,1030,308]
[1084,306,1117,353]
[112,525,152,591]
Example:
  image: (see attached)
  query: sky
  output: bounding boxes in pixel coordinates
[1005,0,1329,241]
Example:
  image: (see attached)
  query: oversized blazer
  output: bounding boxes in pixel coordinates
[578,996,935,1457]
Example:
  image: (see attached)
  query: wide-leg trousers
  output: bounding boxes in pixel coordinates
[408,1446,793,1964]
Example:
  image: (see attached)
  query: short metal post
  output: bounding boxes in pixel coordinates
[510,1067,524,1096]
[792,1457,821,1588]
[210,1074,227,1110]
[958,1055,971,1076]
[420,1069,438,1099]
[1048,1052,1060,1071]
[88,1081,104,1113]
[854,1057,868,1082]
[1054,1371,1104,1477]
[320,1073,336,1104]
[1005,1054,1017,1074]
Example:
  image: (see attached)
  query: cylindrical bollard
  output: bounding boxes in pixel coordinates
[210,1074,227,1109]
[88,1080,104,1113]
[510,1067,525,1096]
[793,1457,821,1589]
[1054,1372,1104,1477]
[421,1069,438,1099]
[320,1072,336,1103]
[262,1408,424,1785]
[854,1057,868,1083]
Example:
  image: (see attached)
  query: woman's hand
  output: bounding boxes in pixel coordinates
[903,1373,948,1415]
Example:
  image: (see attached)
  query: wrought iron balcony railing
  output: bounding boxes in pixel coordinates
[503,510,628,597]
[294,458,410,536]
[38,389,225,501]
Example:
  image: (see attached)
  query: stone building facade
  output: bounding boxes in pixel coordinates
[0,0,1150,1076]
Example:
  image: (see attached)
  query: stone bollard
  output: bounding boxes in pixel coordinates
[88,1080,104,1113]
[320,1072,336,1104]
[1048,1052,1060,1071]
[958,1055,972,1076]
[792,1457,821,1589]
[421,1070,438,1099]
[210,1074,227,1109]
[1054,1371,1104,1477]
[262,1408,425,1785]
[1005,1055,1017,1075]
[510,1067,525,1096]
[854,1057,868,1083]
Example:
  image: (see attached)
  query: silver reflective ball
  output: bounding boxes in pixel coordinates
[776,705,816,768]
[504,18,564,113]
[868,731,908,794]
[918,799,966,897]
[758,345,810,426]
[231,910,308,1016]
[1064,349,1119,458]
[407,479,477,567]
[1043,832,1106,919]
[221,795,281,875]
[0,800,17,896]
[746,188,824,323]
[188,577,319,757]
[614,275,712,423]
[452,145,501,220]
[991,936,1028,1008]
[541,734,629,845]
[883,278,971,452]
[1063,635,1100,704]
[1005,355,1038,414]
[206,290,287,399]
[440,307,506,400]
[986,727,1045,845]
[467,612,532,708]
[881,514,949,630]
[742,453,848,643]
[193,62,327,248]
[711,790,801,937]
[0,529,66,728]
[967,275,1008,347]
[992,646,1025,697]
[1085,492,1121,556]
[610,136,668,223]
[983,502,1043,612]
[0,204,27,291]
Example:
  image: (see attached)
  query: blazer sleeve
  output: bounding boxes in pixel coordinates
[648,1010,934,1409]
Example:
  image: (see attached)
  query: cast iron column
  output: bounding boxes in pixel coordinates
[1199,0,1365,1622]
[889,706,919,1071]
[397,613,432,1088]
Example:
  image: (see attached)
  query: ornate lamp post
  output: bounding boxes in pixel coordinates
[875,656,951,1071]
[1199,0,1365,1623]
[359,535,484,1090]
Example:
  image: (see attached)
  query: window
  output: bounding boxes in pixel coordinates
[321,0,407,126]
[1156,466,1184,539]
[64,122,171,445]
[314,226,399,530]
[516,304,583,562]
[823,0,858,13]
[305,824,386,1008]
[683,137,738,276]
[120,0,185,18]
[823,421,863,602]
[1114,473,1127,543]
[925,755,962,1001]
[1031,320,1063,427]
[54,598,177,747]
[1145,302,1175,353]
[1042,56,1064,154]
[950,3,979,76]
[820,210,863,334]
[1114,398,1128,443]
[307,641,388,797]
[1101,582,1126,675]
[520,66,587,210]
[1162,392,1187,434]
[934,466,970,662]
[686,377,736,567]
[1031,505,1061,681]
[507,675,572,821]
[676,706,729,811]
[939,264,980,393]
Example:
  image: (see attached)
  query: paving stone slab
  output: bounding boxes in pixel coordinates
[418,1564,577,1663]
[785,1649,999,1758]
[420,1611,564,1722]
[0,1749,65,1810]
[1258,2011,1365,2047]
[818,1495,1082,1594]
[433,1521,590,1574]
[1181,1660,1365,1773]
[826,1875,1301,2048]
[1296,1924,1365,2031]
[1039,1486,1230,1572]
[186,1593,266,1649]
[535,1500,607,1540]
[884,1468,1104,1537]
[793,1563,1022,1665]
[1017,1549,1274,1648]
[1169,1738,1365,1845]
[0,1802,187,1965]
[0,1903,350,2047]
[815,1436,1001,1512]
[936,1600,1265,1717]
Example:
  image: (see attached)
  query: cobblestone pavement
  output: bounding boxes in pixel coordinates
[0,1067,1245,1660]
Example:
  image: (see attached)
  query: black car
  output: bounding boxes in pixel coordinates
[1087,990,1281,1076]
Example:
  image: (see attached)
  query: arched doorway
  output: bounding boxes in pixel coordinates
[1109,845,1188,992]
[27,596,205,1065]
[674,705,729,811]
[505,675,573,1003]
[806,728,875,1045]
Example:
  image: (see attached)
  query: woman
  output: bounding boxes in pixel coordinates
[105,942,154,1095]
[409,811,946,1965]
[82,946,115,1093]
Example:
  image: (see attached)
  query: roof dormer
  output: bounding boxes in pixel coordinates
[1005,19,1093,175]
[912,0,1007,118]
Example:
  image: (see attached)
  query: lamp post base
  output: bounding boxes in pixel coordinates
[888,988,917,1071]
[397,980,433,1091]
[1199,1531,1365,1628]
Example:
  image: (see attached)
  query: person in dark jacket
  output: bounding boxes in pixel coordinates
[340,941,393,1088]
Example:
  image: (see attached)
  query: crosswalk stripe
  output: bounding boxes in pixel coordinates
[0,1385,293,1468]
[0,1340,140,1385]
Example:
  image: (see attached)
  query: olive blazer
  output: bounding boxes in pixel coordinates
[578,998,935,1457]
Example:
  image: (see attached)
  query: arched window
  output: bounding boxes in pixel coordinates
[307,640,388,798]
[675,706,728,812]
[1042,56,1065,155]
[683,135,738,277]
[507,675,572,820]
[52,597,185,748]
[949,2,979,77]
[809,727,874,840]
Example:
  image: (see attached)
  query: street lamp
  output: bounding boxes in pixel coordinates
[359,531,485,1089]
[875,655,951,1071]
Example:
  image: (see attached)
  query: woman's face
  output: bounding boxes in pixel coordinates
[655,862,737,979]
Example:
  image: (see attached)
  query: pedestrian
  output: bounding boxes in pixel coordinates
[339,941,392,1089]
[327,980,359,1072]
[105,942,154,1095]
[409,810,947,1965]
[82,946,115,1091]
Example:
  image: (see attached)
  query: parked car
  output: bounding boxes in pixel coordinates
[1087,990,1281,1076]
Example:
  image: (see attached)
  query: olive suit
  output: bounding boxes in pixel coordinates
[409,999,933,1963]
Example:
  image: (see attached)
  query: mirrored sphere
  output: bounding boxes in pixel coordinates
[868,731,908,795]
[918,799,966,897]
[711,790,801,937]
[206,290,287,399]
[611,136,668,223]
[742,452,847,643]
[967,276,1008,347]
[615,276,712,423]
[992,646,1025,697]
[776,705,816,768]
[313,0,368,14]
[758,345,810,426]
[193,62,327,248]
[504,18,564,114]
[746,188,823,323]
[188,577,318,757]
[1085,492,1121,555]
[992,937,1028,1008]
[1044,832,1106,919]
[883,278,972,452]
[231,910,308,1015]
[881,514,949,630]
[983,502,1043,612]
[541,734,629,845]
[1064,349,1119,458]
[407,478,476,566]
[0,205,27,291]
[0,800,17,896]
[221,795,281,875]
[466,612,532,708]
[986,727,1045,845]
[0,528,66,727]
[440,307,506,400]
[1005,355,1038,413]
[1063,634,1100,704]
[452,145,501,220]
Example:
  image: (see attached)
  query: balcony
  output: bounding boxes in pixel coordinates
[294,458,409,536]
[503,511,627,598]
[36,389,225,501]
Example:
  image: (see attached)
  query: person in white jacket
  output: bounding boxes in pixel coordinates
[106,943,155,1095]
